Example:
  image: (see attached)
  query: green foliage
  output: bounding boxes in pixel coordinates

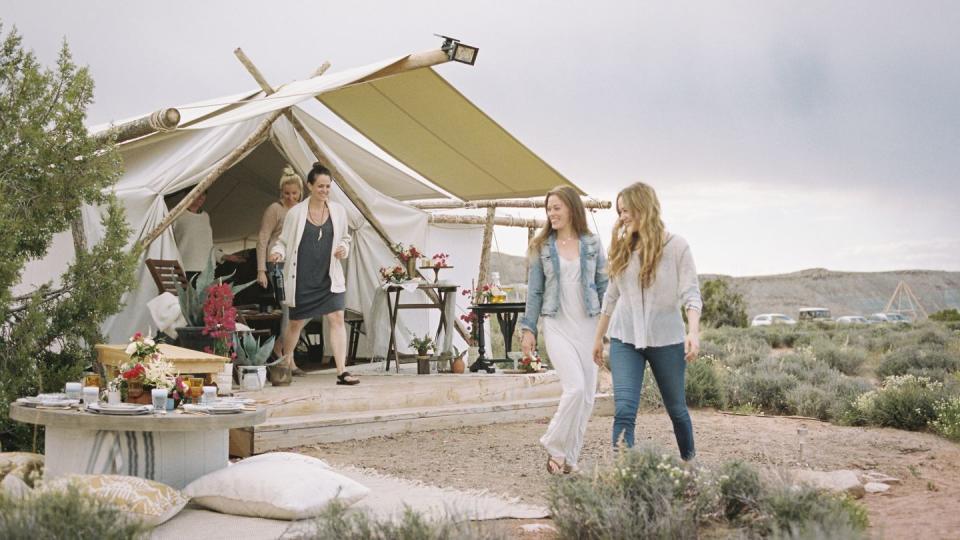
[547,446,867,540]
[232,332,277,367]
[849,375,946,430]
[685,354,727,408]
[0,24,137,451]
[810,339,866,375]
[699,279,749,328]
[408,333,435,355]
[287,499,498,540]
[931,396,960,442]
[930,308,960,322]
[0,487,147,539]
[876,348,960,381]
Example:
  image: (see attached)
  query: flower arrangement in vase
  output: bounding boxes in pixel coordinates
[202,282,237,359]
[379,265,408,284]
[115,333,181,404]
[393,242,422,277]
[461,284,494,305]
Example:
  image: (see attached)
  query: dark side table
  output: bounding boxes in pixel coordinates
[468,302,526,373]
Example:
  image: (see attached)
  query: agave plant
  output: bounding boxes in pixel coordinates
[233,332,279,367]
[175,252,254,327]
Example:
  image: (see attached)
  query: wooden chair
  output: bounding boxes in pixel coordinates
[145,259,189,295]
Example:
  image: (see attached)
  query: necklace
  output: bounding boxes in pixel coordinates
[309,203,328,240]
[557,235,577,246]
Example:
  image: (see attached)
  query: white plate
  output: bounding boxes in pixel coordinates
[183,403,245,414]
[86,403,154,415]
[17,396,80,408]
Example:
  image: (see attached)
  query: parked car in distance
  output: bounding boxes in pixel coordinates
[751,313,798,327]
[868,312,911,324]
[798,307,832,322]
[836,315,868,324]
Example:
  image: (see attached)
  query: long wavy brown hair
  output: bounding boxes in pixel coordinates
[608,182,666,288]
[527,185,590,257]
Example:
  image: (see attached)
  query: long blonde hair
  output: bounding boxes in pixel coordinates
[608,182,666,288]
[528,186,590,257]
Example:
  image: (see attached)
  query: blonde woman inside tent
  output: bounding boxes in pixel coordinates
[520,185,608,475]
[592,182,701,461]
[256,166,303,370]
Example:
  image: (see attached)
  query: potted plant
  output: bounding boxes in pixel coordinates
[174,253,253,352]
[409,333,434,375]
[233,332,280,391]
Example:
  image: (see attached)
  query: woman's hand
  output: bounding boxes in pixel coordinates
[256,270,268,288]
[268,253,282,263]
[520,331,535,357]
[334,245,347,259]
[684,332,700,362]
[593,338,605,367]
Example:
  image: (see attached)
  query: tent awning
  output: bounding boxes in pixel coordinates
[319,68,583,201]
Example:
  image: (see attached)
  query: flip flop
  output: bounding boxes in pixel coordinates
[336,371,359,385]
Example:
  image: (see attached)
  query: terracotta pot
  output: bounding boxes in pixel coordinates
[125,383,152,405]
[451,355,466,374]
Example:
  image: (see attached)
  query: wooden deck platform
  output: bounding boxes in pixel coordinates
[228,370,566,456]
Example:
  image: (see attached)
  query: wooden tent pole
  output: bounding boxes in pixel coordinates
[413,198,611,210]
[428,214,545,228]
[234,48,470,342]
[476,208,496,287]
[526,227,536,277]
[92,108,181,145]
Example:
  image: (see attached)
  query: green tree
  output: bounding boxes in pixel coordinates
[700,278,748,328]
[929,309,960,322]
[0,23,138,450]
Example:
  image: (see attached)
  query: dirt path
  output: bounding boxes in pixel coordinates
[293,410,960,539]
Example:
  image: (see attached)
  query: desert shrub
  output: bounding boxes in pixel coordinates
[686,354,727,409]
[286,499,497,540]
[876,349,960,381]
[849,375,947,430]
[548,446,714,540]
[930,309,960,322]
[810,339,866,375]
[914,327,951,347]
[0,487,146,539]
[716,460,764,523]
[726,365,797,414]
[931,397,960,442]
[700,279,749,328]
[761,484,868,539]
[786,384,835,420]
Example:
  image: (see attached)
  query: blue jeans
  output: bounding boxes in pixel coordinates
[609,338,695,460]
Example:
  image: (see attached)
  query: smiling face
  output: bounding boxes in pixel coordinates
[308,174,331,202]
[280,182,302,208]
[616,195,635,231]
[546,194,571,232]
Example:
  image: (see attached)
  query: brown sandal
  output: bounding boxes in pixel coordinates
[546,455,563,475]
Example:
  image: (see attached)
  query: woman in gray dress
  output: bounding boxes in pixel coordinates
[268,163,359,386]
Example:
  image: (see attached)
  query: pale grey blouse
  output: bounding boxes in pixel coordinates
[602,234,702,349]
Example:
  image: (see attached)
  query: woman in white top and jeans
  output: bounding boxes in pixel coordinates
[520,185,608,475]
[592,182,702,460]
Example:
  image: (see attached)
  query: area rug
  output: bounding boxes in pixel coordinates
[151,466,549,539]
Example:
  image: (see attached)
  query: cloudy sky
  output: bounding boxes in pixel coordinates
[5,0,959,276]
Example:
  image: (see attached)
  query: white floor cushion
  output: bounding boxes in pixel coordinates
[183,460,369,520]
[237,451,330,469]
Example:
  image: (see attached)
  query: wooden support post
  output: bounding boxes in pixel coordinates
[526,227,536,276]
[233,48,470,342]
[92,108,181,144]
[476,207,496,287]
[412,198,612,210]
[427,214,545,228]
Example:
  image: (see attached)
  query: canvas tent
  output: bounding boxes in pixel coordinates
[31,46,586,359]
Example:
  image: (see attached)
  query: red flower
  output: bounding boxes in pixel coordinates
[122,364,145,380]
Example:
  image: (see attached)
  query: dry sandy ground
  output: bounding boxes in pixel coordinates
[293,409,960,539]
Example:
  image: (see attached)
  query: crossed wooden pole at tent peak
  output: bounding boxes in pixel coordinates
[232,48,470,343]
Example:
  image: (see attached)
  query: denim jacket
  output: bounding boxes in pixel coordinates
[519,233,608,338]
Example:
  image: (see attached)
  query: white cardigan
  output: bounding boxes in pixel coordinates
[270,199,351,307]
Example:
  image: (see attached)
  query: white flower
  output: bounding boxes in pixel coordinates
[144,337,155,347]
[124,343,137,355]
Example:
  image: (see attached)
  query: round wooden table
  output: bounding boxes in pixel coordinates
[10,403,266,489]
